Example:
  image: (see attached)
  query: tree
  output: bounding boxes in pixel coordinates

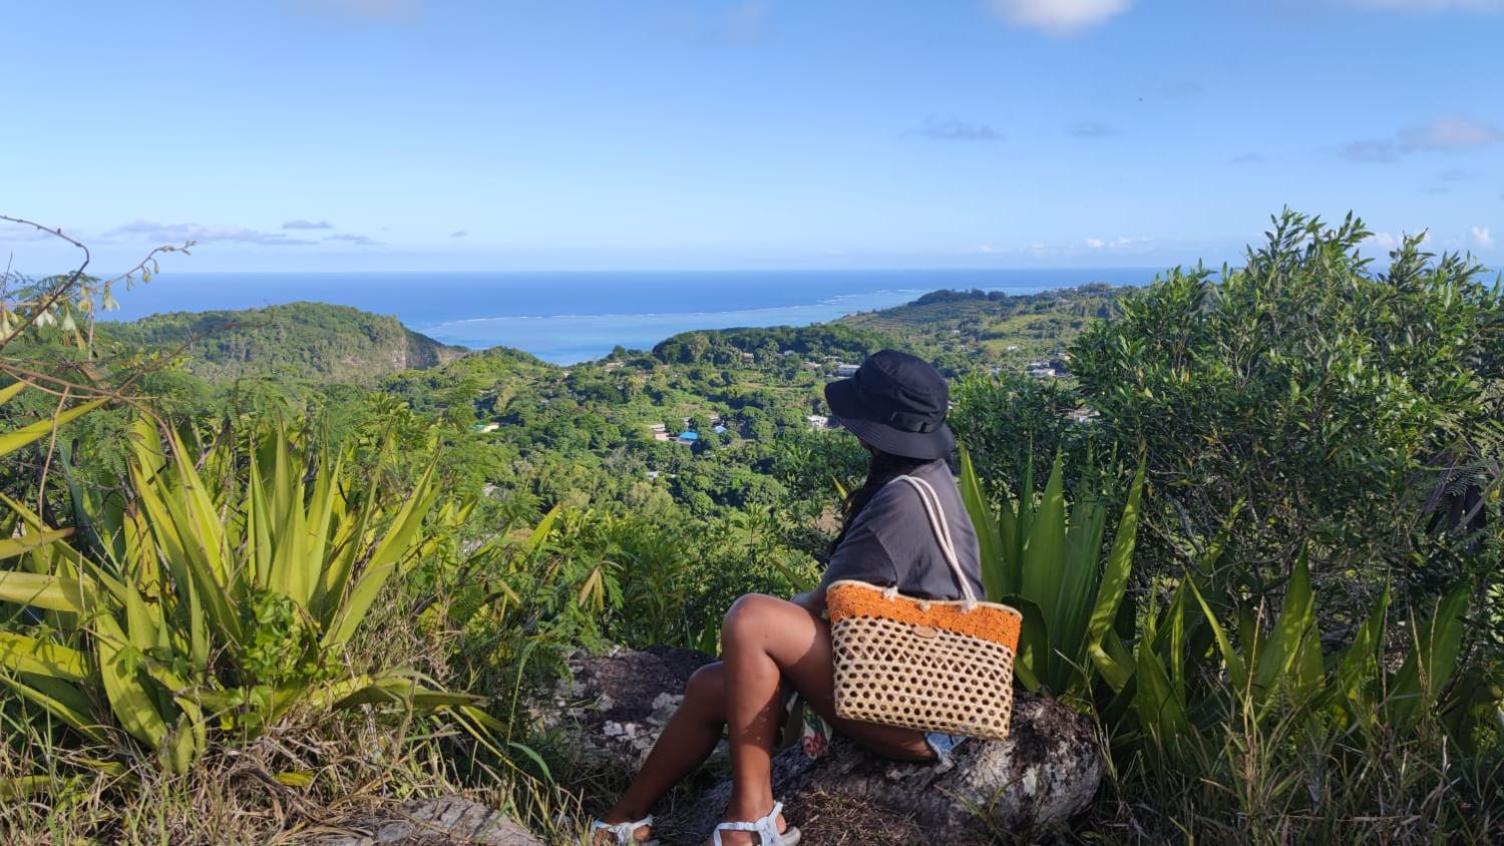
[1067,210,1504,607]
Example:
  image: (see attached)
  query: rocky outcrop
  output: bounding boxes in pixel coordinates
[532,645,720,772]
[541,647,1104,845]
[313,796,540,845]
[670,694,1102,844]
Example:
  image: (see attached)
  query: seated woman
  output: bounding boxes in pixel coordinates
[592,350,983,846]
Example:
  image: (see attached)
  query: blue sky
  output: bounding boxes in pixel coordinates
[2,0,1501,273]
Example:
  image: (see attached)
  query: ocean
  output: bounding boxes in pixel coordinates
[98,269,1158,364]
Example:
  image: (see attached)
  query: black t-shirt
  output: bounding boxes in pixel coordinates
[818,458,985,601]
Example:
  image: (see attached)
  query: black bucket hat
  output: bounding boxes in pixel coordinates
[824,349,955,460]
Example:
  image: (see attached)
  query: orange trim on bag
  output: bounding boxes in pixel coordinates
[826,580,1021,650]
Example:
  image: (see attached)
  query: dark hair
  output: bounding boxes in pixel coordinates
[830,447,930,553]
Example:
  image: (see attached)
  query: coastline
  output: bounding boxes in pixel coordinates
[93,268,1159,364]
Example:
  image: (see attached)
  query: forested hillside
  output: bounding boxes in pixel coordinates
[100,301,465,384]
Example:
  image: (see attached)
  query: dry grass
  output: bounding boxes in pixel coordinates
[2,703,478,844]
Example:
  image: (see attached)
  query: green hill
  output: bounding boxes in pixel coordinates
[102,301,466,385]
[838,283,1126,372]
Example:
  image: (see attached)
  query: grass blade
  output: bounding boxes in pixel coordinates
[0,571,95,613]
[958,448,1006,601]
[0,632,88,681]
[0,398,106,458]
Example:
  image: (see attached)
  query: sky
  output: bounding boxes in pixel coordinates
[2,0,1501,274]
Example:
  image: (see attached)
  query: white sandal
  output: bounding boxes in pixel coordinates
[711,801,801,846]
[591,814,659,845]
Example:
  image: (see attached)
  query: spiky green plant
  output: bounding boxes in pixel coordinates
[958,447,1144,699]
[0,414,481,778]
[1121,552,1479,770]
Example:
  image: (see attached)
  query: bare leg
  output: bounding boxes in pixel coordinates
[600,593,932,845]
[720,597,790,832]
[597,663,728,840]
[714,594,933,845]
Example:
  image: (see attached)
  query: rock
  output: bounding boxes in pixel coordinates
[313,796,540,845]
[670,693,1103,845]
[550,647,1104,844]
[532,645,719,773]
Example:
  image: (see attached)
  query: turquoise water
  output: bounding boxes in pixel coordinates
[99,269,1157,363]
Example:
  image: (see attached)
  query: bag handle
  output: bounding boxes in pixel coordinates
[894,474,979,610]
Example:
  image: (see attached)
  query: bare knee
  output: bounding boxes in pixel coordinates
[721,593,780,646]
[683,663,726,720]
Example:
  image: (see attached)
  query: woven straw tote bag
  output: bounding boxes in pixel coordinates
[826,474,1022,740]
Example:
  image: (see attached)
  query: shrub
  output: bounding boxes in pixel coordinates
[1067,211,1504,609]
[0,414,479,780]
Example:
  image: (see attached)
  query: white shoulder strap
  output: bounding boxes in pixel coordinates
[894,474,978,609]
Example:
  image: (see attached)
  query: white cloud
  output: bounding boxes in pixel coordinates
[324,233,381,246]
[914,115,1003,141]
[1345,117,1504,161]
[101,220,315,246]
[1362,229,1434,252]
[1085,235,1151,250]
[1473,226,1495,249]
[1399,117,1504,151]
[984,0,1132,34]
